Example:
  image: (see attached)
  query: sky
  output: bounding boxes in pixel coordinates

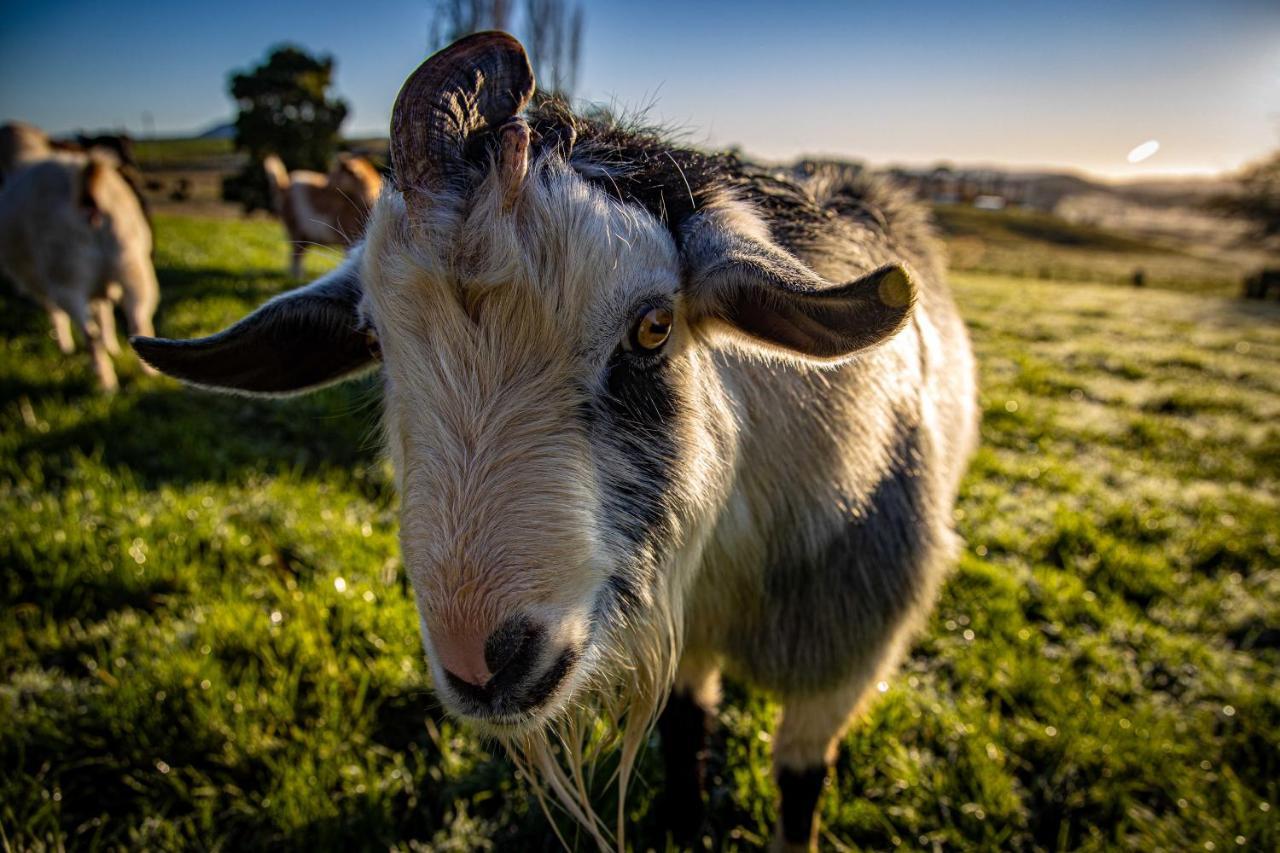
[1,0,1277,179]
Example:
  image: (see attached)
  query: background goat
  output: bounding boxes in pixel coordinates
[134,32,978,851]
[0,122,58,185]
[0,134,158,392]
[263,152,382,277]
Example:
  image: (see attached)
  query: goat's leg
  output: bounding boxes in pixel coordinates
[771,679,877,853]
[120,282,159,374]
[120,282,156,340]
[47,306,76,354]
[93,299,121,355]
[657,652,720,846]
[290,244,305,280]
[67,299,118,392]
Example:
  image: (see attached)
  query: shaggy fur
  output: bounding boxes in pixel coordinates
[264,153,383,278]
[134,69,978,852]
[0,144,158,391]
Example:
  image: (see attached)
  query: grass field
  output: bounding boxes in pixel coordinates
[2,213,1277,851]
[132,138,237,171]
[934,205,1246,296]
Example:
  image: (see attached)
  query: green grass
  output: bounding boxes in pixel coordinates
[2,215,1277,850]
[132,138,238,170]
[934,205,1245,296]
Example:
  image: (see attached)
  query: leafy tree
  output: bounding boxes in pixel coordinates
[221,46,350,212]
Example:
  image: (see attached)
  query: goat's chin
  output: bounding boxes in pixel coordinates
[462,706,562,739]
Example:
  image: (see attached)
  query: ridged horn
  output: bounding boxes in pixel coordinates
[390,31,535,198]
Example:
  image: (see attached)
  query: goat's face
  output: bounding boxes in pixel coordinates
[132,32,917,733]
[358,166,744,728]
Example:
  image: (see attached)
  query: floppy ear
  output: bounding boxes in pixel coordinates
[131,251,378,395]
[682,211,916,362]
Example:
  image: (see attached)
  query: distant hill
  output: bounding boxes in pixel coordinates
[1108,176,1235,207]
[882,163,1239,213]
[196,121,236,140]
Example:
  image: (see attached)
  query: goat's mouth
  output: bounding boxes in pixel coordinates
[437,645,584,732]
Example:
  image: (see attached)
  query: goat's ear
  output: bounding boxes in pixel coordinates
[682,212,916,362]
[131,253,377,395]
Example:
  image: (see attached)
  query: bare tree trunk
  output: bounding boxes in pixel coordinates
[427,0,585,97]
[523,0,585,96]
[428,0,516,50]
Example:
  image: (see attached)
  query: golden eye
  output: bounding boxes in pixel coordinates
[630,306,673,351]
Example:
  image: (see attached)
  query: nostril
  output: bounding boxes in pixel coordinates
[484,615,540,677]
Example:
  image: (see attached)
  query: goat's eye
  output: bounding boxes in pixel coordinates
[629,306,673,352]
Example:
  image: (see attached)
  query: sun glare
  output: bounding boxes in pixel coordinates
[1127,139,1161,164]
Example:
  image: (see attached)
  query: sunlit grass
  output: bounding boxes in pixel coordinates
[1,216,1276,849]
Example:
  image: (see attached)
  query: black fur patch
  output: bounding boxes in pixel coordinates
[778,765,828,845]
[657,689,711,844]
[588,355,678,549]
[602,572,641,618]
[527,97,733,241]
[736,422,934,694]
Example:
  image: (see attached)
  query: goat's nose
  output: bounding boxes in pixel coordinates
[433,616,541,689]
[431,628,491,688]
[483,615,538,676]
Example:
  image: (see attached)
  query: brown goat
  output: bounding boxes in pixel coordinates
[263,153,382,278]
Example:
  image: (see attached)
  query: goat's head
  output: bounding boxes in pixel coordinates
[133,32,916,733]
[331,153,383,207]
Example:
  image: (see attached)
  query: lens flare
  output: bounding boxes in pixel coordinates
[1127,140,1160,164]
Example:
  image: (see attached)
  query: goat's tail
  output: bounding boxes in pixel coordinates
[262,154,289,213]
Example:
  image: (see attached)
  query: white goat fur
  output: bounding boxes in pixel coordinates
[0,148,158,391]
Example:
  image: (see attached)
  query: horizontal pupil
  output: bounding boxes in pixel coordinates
[632,307,672,351]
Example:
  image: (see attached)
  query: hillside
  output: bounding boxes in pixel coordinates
[935,204,1249,295]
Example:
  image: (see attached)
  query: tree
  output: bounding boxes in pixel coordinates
[524,0,583,96]
[427,0,584,97]
[222,46,350,212]
[428,0,515,48]
[1214,149,1280,243]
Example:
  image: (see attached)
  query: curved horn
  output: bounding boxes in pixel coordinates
[391,31,535,197]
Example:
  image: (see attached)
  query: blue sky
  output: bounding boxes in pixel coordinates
[1,0,1277,178]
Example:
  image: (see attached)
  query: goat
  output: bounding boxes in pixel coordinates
[134,32,978,851]
[74,133,139,172]
[1,123,151,220]
[0,122,57,185]
[0,143,158,391]
[262,152,382,278]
